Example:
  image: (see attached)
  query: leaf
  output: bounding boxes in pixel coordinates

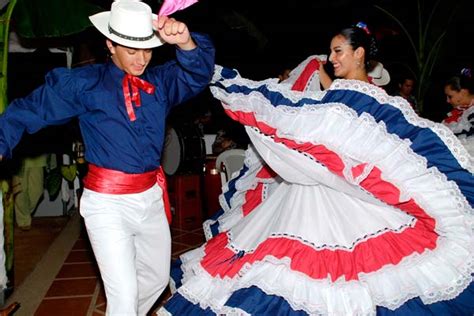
[45,168,62,201]
[61,164,77,182]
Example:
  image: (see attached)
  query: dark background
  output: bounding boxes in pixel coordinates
[162,0,473,122]
[7,0,474,123]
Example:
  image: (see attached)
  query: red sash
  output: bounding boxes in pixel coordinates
[83,164,171,223]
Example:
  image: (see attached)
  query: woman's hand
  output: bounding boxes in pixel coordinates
[317,59,333,90]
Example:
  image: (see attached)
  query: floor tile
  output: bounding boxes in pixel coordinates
[171,242,193,256]
[64,250,96,263]
[56,262,100,279]
[45,278,98,297]
[35,296,92,316]
[170,227,187,238]
[95,295,106,310]
[172,232,205,246]
[191,227,204,234]
[91,285,107,313]
[13,216,70,286]
[72,239,90,250]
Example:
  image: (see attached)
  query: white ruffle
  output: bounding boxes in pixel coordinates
[458,135,474,157]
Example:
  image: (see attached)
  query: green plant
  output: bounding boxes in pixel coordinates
[44,163,78,201]
[45,167,62,200]
[375,0,460,113]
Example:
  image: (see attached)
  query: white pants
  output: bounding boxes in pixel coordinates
[80,184,171,316]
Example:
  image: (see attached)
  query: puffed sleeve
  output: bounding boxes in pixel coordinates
[150,32,215,109]
[0,67,87,159]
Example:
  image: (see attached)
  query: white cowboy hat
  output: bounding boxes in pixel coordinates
[368,62,390,86]
[89,0,164,49]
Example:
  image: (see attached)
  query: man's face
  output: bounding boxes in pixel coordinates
[399,79,414,96]
[107,40,153,76]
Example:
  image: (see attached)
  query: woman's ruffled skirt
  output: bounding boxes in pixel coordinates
[158,67,474,315]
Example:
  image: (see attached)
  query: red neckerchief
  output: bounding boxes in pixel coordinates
[443,108,464,124]
[122,74,155,121]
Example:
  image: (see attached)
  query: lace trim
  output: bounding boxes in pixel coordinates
[270,219,415,251]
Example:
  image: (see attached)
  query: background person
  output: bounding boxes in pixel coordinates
[442,67,474,156]
[394,74,418,112]
[12,154,47,231]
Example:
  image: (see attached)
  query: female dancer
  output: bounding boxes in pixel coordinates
[159,23,473,315]
[443,68,474,156]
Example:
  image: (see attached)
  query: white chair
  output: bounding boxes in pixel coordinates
[215,149,246,185]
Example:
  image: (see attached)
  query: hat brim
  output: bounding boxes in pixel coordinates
[370,68,390,86]
[89,11,164,49]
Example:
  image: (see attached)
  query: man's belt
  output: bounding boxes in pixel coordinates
[83,164,171,223]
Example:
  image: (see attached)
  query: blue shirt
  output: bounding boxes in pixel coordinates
[0,33,215,173]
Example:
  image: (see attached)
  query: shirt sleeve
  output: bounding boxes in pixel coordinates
[0,67,87,159]
[151,32,216,109]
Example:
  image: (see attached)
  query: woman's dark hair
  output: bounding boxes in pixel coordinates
[337,22,378,72]
[445,68,474,93]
